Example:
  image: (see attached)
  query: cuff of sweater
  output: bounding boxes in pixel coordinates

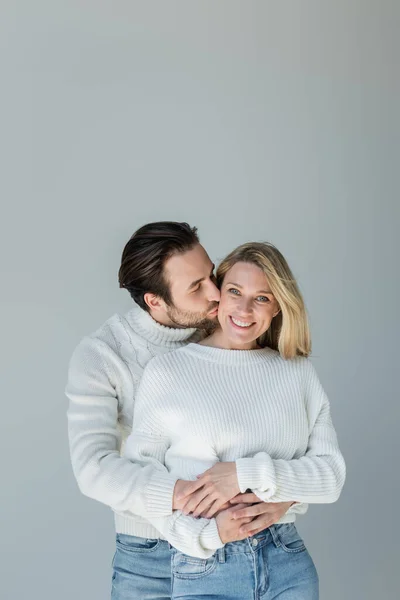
[235,455,277,499]
[199,519,224,552]
[145,471,177,517]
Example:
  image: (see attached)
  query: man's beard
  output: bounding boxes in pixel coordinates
[165,302,219,331]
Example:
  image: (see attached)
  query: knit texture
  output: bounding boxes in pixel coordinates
[66,303,200,539]
[124,343,345,558]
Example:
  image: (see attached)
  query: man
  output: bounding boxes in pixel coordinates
[66,222,299,600]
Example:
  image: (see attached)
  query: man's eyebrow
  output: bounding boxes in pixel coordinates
[225,282,273,294]
[187,264,215,291]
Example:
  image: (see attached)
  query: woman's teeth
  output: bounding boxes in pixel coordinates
[231,317,253,328]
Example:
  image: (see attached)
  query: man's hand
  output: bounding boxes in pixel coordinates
[215,504,254,544]
[174,463,240,519]
[229,493,296,537]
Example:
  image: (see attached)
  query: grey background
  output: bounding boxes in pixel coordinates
[1,1,398,599]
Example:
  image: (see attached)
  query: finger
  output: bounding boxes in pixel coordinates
[239,516,273,535]
[192,497,215,519]
[183,485,217,515]
[232,504,270,520]
[182,490,209,515]
[176,478,205,500]
[226,502,248,514]
[204,499,227,520]
[181,490,204,515]
[243,525,269,537]
[230,493,260,504]
[232,502,276,520]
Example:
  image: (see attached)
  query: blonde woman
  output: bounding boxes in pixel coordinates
[124,242,346,600]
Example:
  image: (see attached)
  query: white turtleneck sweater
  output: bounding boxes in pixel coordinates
[66,303,202,539]
[124,343,346,558]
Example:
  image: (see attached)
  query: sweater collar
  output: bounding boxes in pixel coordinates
[183,342,278,365]
[123,303,199,347]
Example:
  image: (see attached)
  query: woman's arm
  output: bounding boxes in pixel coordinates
[235,360,346,503]
[181,360,345,509]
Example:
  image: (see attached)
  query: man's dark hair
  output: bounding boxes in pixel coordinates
[118,221,200,311]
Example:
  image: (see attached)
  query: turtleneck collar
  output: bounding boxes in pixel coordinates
[123,302,199,348]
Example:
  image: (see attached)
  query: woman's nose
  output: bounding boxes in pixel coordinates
[237,299,253,317]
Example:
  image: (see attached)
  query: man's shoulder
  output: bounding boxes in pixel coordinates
[68,308,141,369]
[75,305,149,352]
[71,312,122,354]
[142,344,193,376]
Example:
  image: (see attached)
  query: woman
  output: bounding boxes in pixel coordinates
[124,241,346,600]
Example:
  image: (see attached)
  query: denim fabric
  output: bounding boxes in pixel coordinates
[170,523,319,600]
[111,534,171,600]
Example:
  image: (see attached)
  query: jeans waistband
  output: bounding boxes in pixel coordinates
[216,524,286,559]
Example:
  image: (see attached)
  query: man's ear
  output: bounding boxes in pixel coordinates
[143,292,166,313]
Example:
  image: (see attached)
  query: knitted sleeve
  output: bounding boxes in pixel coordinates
[235,360,346,503]
[66,336,177,518]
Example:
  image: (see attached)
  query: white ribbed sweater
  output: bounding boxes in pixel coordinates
[66,303,201,539]
[124,343,345,558]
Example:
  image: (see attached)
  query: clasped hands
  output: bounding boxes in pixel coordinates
[172,462,294,543]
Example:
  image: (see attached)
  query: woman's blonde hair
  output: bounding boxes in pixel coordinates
[216,242,311,359]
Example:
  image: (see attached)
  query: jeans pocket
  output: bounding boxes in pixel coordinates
[171,550,217,580]
[276,523,307,553]
[116,533,161,553]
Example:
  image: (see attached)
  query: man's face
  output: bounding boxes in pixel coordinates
[163,244,220,329]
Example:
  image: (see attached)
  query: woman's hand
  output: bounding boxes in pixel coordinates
[173,462,241,519]
[229,494,296,536]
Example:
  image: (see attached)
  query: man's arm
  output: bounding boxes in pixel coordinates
[66,336,177,518]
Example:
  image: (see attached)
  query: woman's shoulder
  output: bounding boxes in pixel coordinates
[268,350,315,376]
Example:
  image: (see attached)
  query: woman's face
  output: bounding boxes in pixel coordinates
[217,261,280,350]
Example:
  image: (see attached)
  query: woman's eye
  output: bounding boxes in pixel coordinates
[257,296,270,303]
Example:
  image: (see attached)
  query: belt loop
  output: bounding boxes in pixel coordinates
[217,546,226,563]
[269,525,280,548]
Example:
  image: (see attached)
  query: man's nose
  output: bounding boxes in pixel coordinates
[206,280,220,302]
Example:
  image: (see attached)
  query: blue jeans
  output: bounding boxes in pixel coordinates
[170,523,319,600]
[111,533,171,600]
[111,524,318,600]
